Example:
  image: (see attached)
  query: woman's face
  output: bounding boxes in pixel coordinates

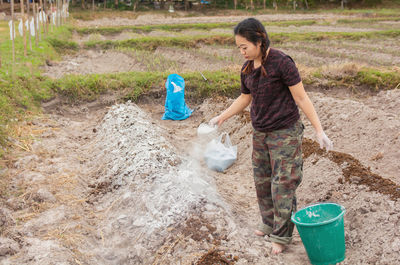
[235,34,261,61]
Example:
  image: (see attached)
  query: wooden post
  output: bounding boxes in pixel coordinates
[33,1,38,45]
[27,0,32,51]
[234,0,237,10]
[263,0,266,9]
[50,2,53,32]
[39,0,45,38]
[92,0,94,11]
[11,0,15,65]
[104,0,106,9]
[57,0,60,27]
[21,0,27,56]
[37,3,41,41]
[44,0,49,35]
[61,0,64,26]
[64,0,68,24]
[273,0,277,11]
[61,0,63,26]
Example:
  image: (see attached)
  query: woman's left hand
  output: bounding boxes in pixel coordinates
[316,131,333,151]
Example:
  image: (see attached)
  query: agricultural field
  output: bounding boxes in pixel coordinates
[1,7,400,265]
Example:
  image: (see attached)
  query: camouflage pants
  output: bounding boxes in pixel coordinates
[252,119,304,245]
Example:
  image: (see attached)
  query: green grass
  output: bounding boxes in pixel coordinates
[83,34,234,50]
[271,29,400,43]
[305,66,400,91]
[336,17,400,24]
[327,8,400,17]
[81,29,400,50]
[73,20,317,35]
[0,23,73,154]
[355,68,400,90]
[46,38,79,53]
[47,70,241,102]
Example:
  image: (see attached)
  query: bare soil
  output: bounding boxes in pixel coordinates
[2,88,400,264]
[43,50,145,78]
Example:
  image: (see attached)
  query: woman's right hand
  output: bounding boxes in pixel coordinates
[209,115,223,127]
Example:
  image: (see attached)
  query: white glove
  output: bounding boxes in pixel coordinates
[209,115,222,127]
[316,131,333,151]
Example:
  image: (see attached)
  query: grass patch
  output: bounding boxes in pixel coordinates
[304,64,400,91]
[48,66,400,104]
[271,29,400,43]
[48,70,241,102]
[0,23,74,155]
[327,8,400,17]
[337,17,400,24]
[73,20,317,36]
[47,38,79,53]
[81,29,400,50]
[83,34,234,50]
[355,68,400,90]
[70,9,140,21]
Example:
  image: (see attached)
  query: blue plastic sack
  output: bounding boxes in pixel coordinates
[162,74,193,120]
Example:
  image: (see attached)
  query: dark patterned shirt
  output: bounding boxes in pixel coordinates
[241,48,301,132]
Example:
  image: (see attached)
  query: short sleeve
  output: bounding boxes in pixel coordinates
[280,56,301,87]
[240,62,251,94]
[241,72,250,94]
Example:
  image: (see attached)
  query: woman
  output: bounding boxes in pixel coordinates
[210,18,333,254]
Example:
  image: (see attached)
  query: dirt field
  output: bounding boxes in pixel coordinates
[2,11,400,265]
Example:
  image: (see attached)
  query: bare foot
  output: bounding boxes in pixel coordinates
[271,242,285,255]
[254,230,265,237]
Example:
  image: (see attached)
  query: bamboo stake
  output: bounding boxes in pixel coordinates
[33,1,38,46]
[27,0,32,51]
[11,0,15,65]
[62,0,67,25]
[45,0,49,35]
[21,0,27,56]
[50,2,53,32]
[57,0,60,27]
[39,0,45,38]
[37,3,41,41]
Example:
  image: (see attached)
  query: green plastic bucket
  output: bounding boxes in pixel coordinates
[291,203,346,265]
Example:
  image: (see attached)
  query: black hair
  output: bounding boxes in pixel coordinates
[234,18,270,76]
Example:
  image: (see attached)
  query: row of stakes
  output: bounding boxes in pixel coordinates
[4,0,69,68]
